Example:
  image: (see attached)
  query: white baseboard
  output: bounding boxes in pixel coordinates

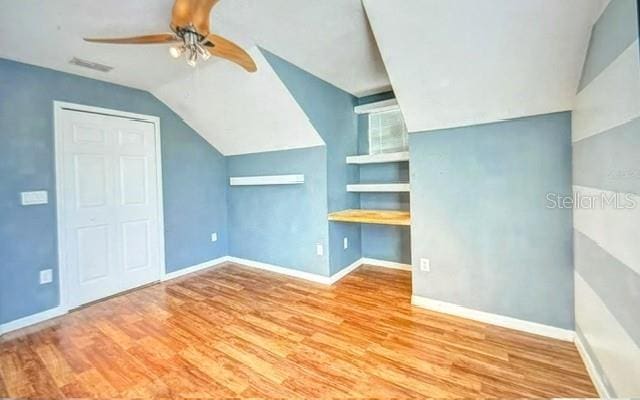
[227,256,337,284]
[411,295,575,342]
[226,256,406,285]
[575,332,612,398]
[328,258,363,284]
[161,256,230,281]
[0,306,68,336]
[360,257,412,271]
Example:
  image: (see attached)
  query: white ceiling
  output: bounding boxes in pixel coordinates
[363,0,605,133]
[0,0,389,96]
[213,0,391,97]
[0,0,192,92]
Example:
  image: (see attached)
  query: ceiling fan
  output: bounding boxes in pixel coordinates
[84,0,257,72]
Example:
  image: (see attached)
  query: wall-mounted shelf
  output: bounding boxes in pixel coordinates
[347,183,410,193]
[354,99,399,114]
[346,151,409,165]
[230,174,304,186]
[328,209,410,226]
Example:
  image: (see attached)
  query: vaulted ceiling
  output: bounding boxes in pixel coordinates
[1,0,606,154]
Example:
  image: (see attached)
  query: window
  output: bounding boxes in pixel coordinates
[368,109,408,154]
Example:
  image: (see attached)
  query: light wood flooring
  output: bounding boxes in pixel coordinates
[0,262,597,398]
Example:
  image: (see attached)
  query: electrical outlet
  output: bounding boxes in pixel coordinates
[316,244,324,256]
[39,269,53,284]
[420,258,430,272]
[343,237,349,250]
[210,232,218,242]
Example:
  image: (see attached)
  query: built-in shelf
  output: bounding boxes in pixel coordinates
[354,99,399,114]
[229,174,304,186]
[328,209,410,226]
[346,151,409,165]
[347,183,410,193]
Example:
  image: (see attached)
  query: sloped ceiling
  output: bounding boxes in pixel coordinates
[155,47,324,155]
[363,0,606,133]
[213,0,391,97]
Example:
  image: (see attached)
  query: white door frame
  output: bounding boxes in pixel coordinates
[53,101,166,311]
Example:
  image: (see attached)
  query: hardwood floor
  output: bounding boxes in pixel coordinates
[0,262,596,398]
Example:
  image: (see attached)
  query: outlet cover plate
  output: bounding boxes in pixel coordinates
[40,269,53,284]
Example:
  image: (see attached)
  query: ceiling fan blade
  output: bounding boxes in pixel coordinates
[84,34,179,45]
[192,0,219,36]
[204,34,257,72]
[171,0,193,31]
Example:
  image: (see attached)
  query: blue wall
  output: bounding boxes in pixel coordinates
[262,49,362,275]
[357,102,411,264]
[409,112,574,329]
[0,59,228,324]
[226,147,329,275]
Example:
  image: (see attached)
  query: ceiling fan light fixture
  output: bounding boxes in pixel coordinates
[186,49,198,67]
[169,45,184,59]
[196,43,211,60]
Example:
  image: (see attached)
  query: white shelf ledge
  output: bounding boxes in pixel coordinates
[347,183,410,193]
[346,151,409,165]
[230,174,304,186]
[354,99,399,114]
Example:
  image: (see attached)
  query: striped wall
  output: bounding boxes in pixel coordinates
[572,0,640,396]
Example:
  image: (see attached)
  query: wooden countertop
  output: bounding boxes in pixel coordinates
[328,209,410,226]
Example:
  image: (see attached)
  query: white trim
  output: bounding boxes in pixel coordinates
[227,257,335,284]
[354,99,399,114]
[0,306,68,336]
[347,183,410,192]
[346,151,409,165]
[161,256,230,281]
[226,256,370,285]
[328,258,363,284]
[229,174,304,186]
[575,332,613,398]
[361,258,412,271]
[411,295,575,342]
[53,101,166,310]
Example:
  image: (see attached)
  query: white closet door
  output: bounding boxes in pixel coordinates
[60,109,161,307]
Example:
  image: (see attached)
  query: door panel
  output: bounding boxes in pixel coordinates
[121,220,150,271]
[74,155,108,208]
[114,120,159,291]
[76,225,110,282]
[73,124,106,144]
[60,109,161,308]
[119,156,147,205]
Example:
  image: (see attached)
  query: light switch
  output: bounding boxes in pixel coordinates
[316,244,324,256]
[21,191,48,206]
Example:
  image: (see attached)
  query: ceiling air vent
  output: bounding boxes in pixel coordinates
[69,57,113,73]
